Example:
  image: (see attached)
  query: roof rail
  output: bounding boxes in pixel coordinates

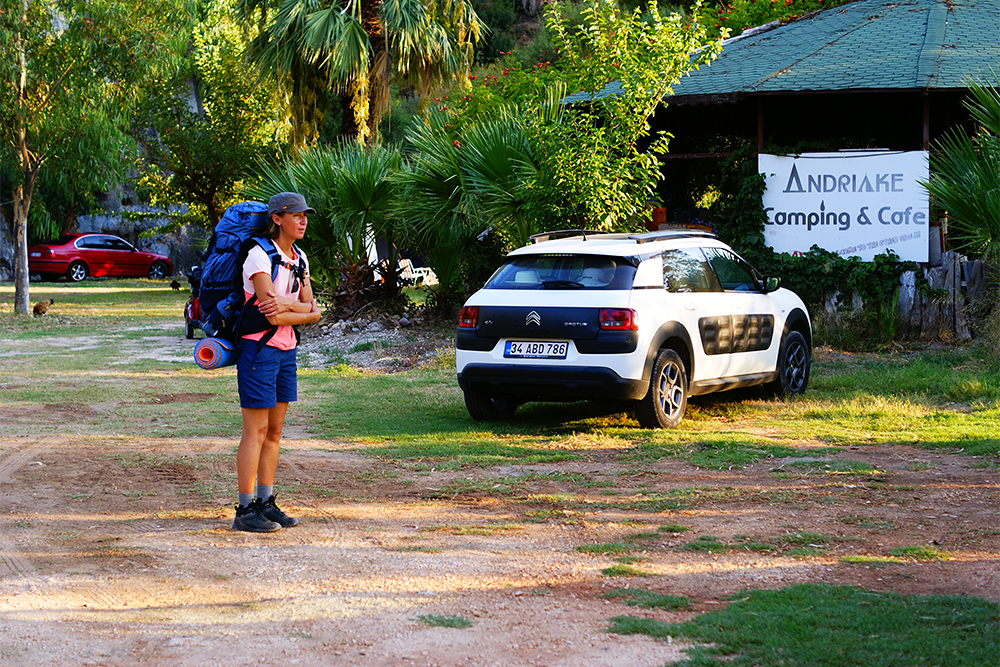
[528,229,614,244]
[628,230,718,244]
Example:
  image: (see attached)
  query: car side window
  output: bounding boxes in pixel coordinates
[77,237,102,249]
[106,238,133,251]
[662,248,721,293]
[702,247,761,292]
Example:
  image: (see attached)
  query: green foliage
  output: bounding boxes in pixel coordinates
[237,0,483,144]
[712,147,914,349]
[608,584,999,666]
[699,0,854,41]
[0,0,191,238]
[470,0,521,64]
[133,1,287,228]
[921,70,1000,262]
[399,0,725,303]
[242,141,409,311]
[1,0,195,314]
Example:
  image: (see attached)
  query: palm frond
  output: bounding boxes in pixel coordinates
[923,70,1000,262]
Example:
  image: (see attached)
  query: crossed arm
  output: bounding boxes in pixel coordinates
[251,272,322,326]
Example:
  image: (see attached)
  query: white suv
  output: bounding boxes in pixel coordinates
[456,230,812,428]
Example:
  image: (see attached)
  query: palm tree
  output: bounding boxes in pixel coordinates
[923,71,1000,262]
[244,142,408,311]
[236,0,482,146]
[398,111,545,309]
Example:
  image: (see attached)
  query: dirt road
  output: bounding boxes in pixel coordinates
[1,426,996,666]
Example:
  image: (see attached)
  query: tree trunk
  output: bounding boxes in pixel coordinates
[13,0,32,316]
[13,185,32,315]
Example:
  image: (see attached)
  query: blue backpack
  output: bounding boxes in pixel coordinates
[198,201,304,344]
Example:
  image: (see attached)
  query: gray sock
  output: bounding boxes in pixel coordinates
[238,492,255,508]
[256,484,273,502]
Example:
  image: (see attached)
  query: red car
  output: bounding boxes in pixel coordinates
[28,233,173,282]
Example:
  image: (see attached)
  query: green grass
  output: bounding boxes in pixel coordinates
[2,281,998,460]
[607,583,999,666]
[601,564,656,577]
[601,588,690,610]
[680,535,730,553]
[840,555,902,566]
[415,614,473,629]
[889,545,951,562]
[775,459,884,476]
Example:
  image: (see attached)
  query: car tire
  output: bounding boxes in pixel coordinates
[66,261,88,282]
[464,391,517,422]
[770,330,810,396]
[634,349,687,429]
[148,261,170,280]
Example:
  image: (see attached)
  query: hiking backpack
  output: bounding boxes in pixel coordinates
[198,201,304,343]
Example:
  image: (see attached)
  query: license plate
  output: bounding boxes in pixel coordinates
[504,340,568,359]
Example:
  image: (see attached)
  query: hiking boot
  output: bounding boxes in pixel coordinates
[232,501,281,533]
[260,494,298,527]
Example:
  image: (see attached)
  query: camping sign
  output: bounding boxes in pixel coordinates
[759,151,930,262]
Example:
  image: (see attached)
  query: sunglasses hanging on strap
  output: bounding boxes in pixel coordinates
[278,259,305,293]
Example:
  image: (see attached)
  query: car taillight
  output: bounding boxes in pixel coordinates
[458,306,479,328]
[599,308,637,330]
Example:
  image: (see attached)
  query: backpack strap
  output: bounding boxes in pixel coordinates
[233,238,283,347]
[253,237,284,283]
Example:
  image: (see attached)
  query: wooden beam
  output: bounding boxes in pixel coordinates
[758,99,765,153]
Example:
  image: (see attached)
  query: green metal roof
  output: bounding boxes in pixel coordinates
[564,0,1000,103]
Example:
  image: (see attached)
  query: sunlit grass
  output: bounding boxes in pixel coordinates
[0,281,997,459]
[608,584,999,666]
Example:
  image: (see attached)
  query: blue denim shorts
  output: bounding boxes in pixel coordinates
[236,341,298,409]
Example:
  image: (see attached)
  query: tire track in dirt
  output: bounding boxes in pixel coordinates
[280,452,346,542]
[0,438,56,577]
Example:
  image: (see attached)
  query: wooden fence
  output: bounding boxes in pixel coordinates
[896,251,992,341]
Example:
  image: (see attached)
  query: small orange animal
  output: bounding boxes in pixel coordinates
[33,299,54,316]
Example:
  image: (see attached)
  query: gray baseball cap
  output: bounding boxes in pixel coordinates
[267,192,316,217]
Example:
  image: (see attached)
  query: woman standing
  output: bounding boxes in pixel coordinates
[232,192,322,532]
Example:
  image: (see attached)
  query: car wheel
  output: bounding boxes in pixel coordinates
[148,261,169,280]
[634,349,687,429]
[773,330,810,396]
[464,391,518,421]
[66,261,88,282]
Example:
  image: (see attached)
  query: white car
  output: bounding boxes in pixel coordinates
[456,229,812,428]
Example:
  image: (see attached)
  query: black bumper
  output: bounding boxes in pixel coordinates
[457,364,648,402]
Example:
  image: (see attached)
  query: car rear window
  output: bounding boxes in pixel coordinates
[485,255,636,290]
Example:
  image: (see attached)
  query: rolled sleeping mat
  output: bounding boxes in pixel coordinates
[194,337,236,370]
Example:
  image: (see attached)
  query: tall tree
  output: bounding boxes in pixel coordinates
[236,0,483,145]
[134,0,288,228]
[0,0,192,314]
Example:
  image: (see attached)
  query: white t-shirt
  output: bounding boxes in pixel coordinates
[241,241,310,351]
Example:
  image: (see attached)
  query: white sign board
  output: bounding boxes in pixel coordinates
[759,151,929,262]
